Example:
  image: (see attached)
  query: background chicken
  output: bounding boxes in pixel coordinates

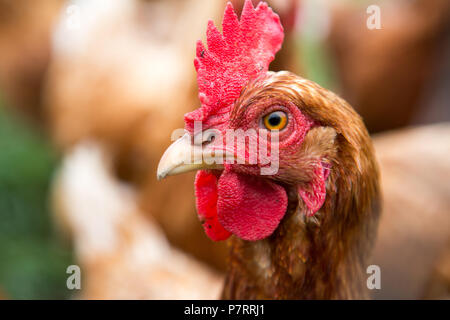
[44,0,230,271]
[328,0,450,133]
[0,0,62,122]
[53,143,222,299]
[370,123,450,299]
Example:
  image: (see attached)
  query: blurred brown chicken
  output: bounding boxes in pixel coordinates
[328,0,450,133]
[370,123,450,299]
[53,143,222,299]
[0,0,62,122]
[44,0,229,271]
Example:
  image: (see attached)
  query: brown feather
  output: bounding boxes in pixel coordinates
[222,71,381,299]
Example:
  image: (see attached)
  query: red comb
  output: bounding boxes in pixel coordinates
[185,0,284,132]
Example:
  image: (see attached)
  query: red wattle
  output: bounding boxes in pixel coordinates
[195,170,231,241]
[217,171,288,241]
[298,163,328,216]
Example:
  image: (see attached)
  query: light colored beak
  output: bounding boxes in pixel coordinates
[157,133,226,180]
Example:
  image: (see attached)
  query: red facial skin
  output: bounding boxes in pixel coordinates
[187,1,328,241]
[228,99,315,175]
[195,96,326,241]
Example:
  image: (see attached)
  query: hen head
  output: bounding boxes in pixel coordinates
[158,0,377,243]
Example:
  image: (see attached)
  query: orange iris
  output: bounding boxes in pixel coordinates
[263,111,287,131]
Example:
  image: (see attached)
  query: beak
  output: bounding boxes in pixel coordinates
[157,133,227,180]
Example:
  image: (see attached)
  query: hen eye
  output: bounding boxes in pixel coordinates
[263,111,287,131]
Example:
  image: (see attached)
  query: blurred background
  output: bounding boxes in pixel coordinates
[0,0,448,299]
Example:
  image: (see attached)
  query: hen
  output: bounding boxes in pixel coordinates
[158,0,380,299]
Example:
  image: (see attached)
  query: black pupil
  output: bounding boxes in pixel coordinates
[268,113,282,126]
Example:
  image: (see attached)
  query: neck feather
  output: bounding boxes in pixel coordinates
[222,133,380,300]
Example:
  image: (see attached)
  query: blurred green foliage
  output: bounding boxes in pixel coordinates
[0,100,74,299]
[298,35,337,91]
